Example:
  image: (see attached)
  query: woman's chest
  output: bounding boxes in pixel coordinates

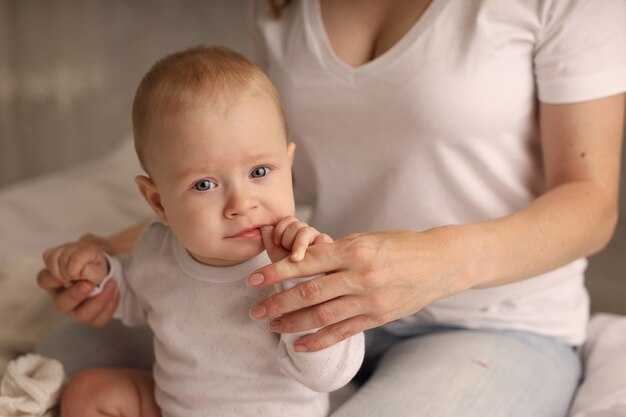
[319,0,433,67]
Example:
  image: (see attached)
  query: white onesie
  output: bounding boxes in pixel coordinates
[107,221,364,417]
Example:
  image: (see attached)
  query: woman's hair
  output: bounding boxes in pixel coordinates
[132,45,286,172]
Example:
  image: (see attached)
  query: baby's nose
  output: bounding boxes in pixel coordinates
[224,189,258,218]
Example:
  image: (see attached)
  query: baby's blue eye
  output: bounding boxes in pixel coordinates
[193,180,216,191]
[251,166,270,178]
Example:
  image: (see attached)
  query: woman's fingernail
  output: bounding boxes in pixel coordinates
[294,344,309,352]
[249,305,267,319]
[248,273,264,286]
[269,320,281,332]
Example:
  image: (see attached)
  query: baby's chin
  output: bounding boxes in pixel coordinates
[189,245,265,267]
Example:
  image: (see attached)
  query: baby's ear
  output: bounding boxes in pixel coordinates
[287,142,296,166]
[135,175,169,225]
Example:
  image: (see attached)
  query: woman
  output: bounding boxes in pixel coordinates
[39,0,626,415]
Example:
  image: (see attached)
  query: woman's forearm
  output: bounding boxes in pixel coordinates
[466,180,618,289]
[80,220,150,255]
[466,95,624,289]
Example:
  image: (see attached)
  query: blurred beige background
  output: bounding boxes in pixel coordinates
[0,0,624,314]
[0,0,251,187]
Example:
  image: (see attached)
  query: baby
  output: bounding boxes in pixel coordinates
[43,46,364,417]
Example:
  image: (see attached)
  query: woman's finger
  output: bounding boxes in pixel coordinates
[51,280,95,314]
[248,242,344,287]
[293,315,375,352]
[90,288,121,327]
[249,271,348,320]
[269,295,364,333]
[71,278,118,323]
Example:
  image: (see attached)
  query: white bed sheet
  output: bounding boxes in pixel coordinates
[1,137,625,416]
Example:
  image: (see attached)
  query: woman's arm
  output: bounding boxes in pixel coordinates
[37,220,149,326]
[470,94,623,287]
[246,93,625,351]
[79,220,150,256]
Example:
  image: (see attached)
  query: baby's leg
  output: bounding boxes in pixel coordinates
[60,368,161,417]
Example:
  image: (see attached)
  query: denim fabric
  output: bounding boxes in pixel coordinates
[332,326,581,417]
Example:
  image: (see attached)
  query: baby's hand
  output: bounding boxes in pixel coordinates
[42,240,108,285]
[262,216,332,263]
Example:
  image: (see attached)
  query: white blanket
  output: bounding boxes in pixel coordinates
[0,354,65,417]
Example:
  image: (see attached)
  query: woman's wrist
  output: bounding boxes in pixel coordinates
[424,224,488,293]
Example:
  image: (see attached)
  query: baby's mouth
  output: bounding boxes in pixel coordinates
[227,226,263,239]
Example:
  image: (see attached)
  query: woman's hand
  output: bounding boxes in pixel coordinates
[36,221,147,326]
[36,234,121,327]
[247,226,476,352]
[37,267,119,326]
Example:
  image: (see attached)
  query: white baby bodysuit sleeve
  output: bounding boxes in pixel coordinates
[275,277,365,392]
[97,253,147,326]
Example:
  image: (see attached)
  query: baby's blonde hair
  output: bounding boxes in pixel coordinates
[132,45,286,173]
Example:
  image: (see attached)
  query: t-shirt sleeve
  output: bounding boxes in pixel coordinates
[534,0,626,103]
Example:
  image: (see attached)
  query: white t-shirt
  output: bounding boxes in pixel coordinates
[109,221,364,417]
[251,0,626,345]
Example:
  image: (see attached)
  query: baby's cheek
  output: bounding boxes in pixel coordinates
[169,216,214,250]
[277,193,297,218]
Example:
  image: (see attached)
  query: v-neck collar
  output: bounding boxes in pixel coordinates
[305,0,447,83]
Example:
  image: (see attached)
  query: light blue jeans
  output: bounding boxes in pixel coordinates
[332,325,582,417]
